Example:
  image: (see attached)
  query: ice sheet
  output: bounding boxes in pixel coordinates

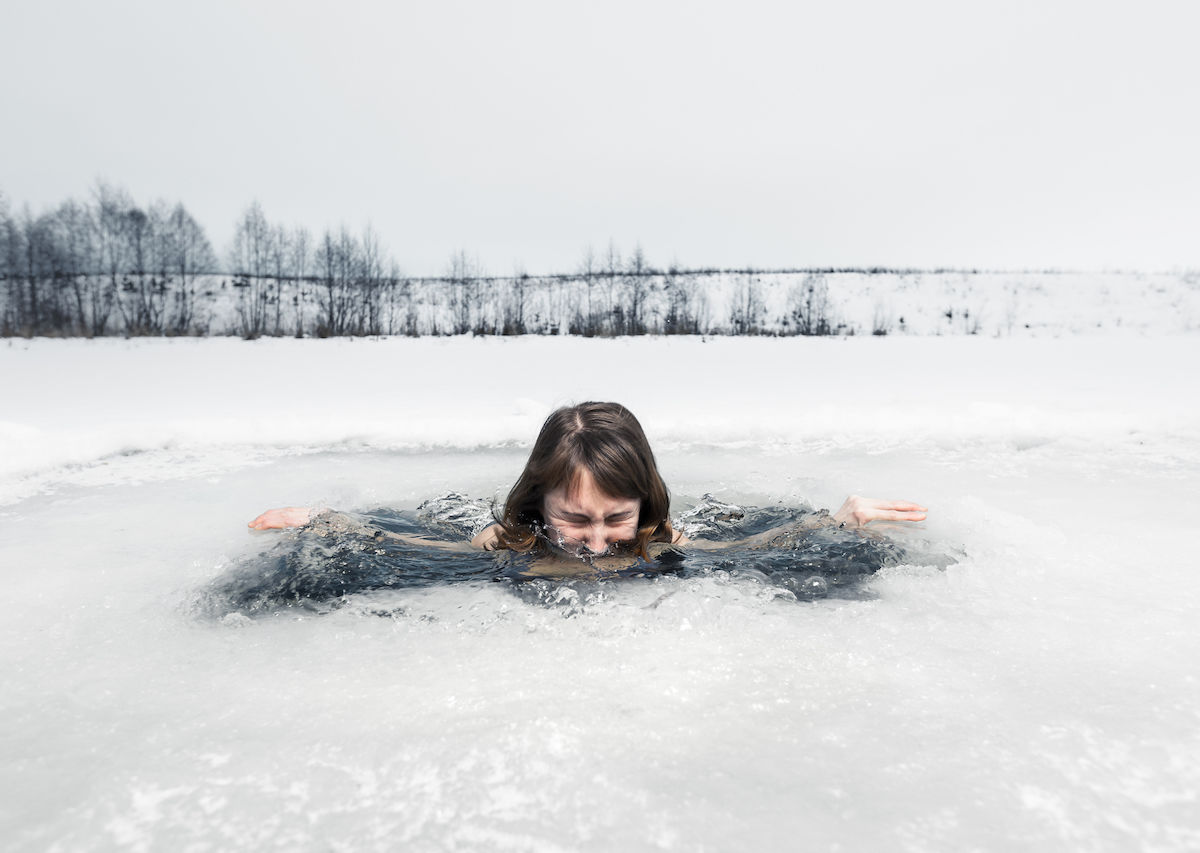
[2,336,1199,850]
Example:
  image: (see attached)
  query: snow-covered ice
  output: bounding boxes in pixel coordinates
[2,333,1199,850]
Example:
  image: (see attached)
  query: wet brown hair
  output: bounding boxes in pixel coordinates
[496,402,674,558]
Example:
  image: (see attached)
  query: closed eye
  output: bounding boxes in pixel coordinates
[558,512,634,524]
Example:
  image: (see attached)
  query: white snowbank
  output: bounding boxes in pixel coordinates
[2,335,1198,505]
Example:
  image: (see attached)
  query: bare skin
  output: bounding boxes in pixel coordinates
[249,483,928,565]
[831,495,927,528]
[468,492,928,551]
[536,468,643,555]
[248,506,318,530]
[247,506,476,552]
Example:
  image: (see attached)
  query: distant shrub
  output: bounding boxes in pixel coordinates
[788,274,833,335]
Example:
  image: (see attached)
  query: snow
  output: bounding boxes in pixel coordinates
[2,327,1199,850]
[3,334,1197,505]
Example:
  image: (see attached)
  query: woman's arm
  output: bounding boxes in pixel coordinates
[248,506,478,552]
[832,496,927,527]
[676,496,927,551]
[248,506,320,529]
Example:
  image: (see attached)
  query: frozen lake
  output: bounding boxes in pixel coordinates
[2,336,1199,850]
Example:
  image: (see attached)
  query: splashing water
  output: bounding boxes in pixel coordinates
[198,495,944,620]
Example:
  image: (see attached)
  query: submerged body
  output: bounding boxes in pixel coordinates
[238,402,927,610]
[212,495,912,615]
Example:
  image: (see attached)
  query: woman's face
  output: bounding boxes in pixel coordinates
[540,467,640,556]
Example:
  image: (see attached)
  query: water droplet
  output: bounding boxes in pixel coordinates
[799,575,828,597]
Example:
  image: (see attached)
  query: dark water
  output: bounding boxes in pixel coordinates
[201,496,915,617]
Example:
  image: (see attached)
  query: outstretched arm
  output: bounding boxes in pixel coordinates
[247,506,477,552]
[677,496,927,551]
[832,495,927,528]
[248,507,320,529]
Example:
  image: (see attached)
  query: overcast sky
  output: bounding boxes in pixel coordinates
[3,0,1198,275]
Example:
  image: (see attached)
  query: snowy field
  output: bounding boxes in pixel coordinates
[2,334,1200,850]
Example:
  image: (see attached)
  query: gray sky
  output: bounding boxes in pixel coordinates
[3,0,1198,275]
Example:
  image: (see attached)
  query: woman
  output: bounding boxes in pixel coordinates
[249,402,927,568]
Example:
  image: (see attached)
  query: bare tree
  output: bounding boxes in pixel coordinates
[289,225,310,336]
[46,199,99,334]
[165,203,216,334]
[92,181,135,333]
[446,249,482,335]
[662,265,705,335]
[577,244,598,334]
[385,259,412,336]
[314,228,338,336]
[729,272,764,334]
[504,262,529,335]
[13,204,47,333]
[269,224,290,335]
[91,182,169,334]
[117,202,167,334]
[625,243,650,335]
[313,225,364,336]
[359,224,386,335]
[229,201,273,337]
[602,239,624,334]
[147,199,173,282]
[0,191,18,333]
[787,273,832,335]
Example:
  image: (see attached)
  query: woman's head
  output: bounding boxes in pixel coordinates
[497,402,673,557]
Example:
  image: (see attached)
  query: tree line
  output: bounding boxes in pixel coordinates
[0,182,410,337]
[0,182,854,338]
[1,182,218,336]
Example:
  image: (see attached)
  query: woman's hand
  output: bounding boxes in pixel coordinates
[247,507,319,530]
[471,524,502,550]
[832,496,927,528]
